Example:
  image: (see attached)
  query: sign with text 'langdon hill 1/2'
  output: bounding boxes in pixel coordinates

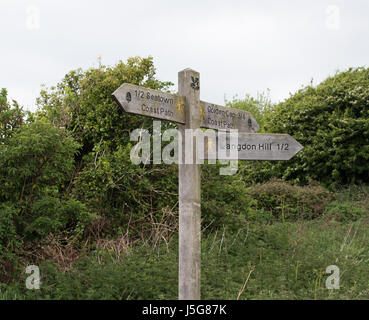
[202,132,303,161]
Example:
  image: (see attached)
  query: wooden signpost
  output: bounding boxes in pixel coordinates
[112,68,304,300]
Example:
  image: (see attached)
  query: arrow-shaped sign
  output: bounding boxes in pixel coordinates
[112,83,186,124]
[200,101,259,133]
[112,83,259,133]
[202,133,304,161]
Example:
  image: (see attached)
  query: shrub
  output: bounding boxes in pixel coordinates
[0,88,24,143]
[0,121,94,261]
[262,67,369,186]
[0,203,19,253]
[245,179,333,221]
[0,121,80,204]
[25,197,93,240]
[36,56,179,240]
[201,163,255,231]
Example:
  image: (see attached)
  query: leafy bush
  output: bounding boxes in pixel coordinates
[0,203,19,254]
[25,197,92,239]
[201,163,255,231]
[35,56,174,153]
[262,67,369,186]
[0,121,80,203]
[226,91,273,131]
[0,88,25,143]
[73,144,179,239]
[35,56,180,239]
[0,121,93,260]
[245,179,333,221]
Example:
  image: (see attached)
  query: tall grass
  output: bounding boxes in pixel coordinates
[1,185,368,300]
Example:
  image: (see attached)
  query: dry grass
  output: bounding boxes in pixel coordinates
[95,235,131,263]
[36,234,81,273]
[131,203,178,252]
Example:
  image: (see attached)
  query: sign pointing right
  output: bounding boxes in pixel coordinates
[199,101,259,133]
[203,133,304,161]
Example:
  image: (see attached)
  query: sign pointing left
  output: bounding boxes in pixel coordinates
[112,83,186,124]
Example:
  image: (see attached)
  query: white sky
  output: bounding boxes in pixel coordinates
[1,0,368,111]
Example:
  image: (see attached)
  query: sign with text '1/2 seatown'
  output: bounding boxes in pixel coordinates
[202,133,304,161]
[112,83,186,124]
[112,83,259,133]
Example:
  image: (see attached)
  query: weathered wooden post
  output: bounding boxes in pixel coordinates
[112,69,303,301]
[178,68,201,300]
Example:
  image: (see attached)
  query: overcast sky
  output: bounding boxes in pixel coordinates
[1,0,368,111]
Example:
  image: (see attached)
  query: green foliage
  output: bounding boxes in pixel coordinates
[34,56,179,239]
[36,56,174,152]
[332,184,369,203]
[226,90,273,131]
[3,57,369,300]
[325,201,367,222]
[0,121,92,259]
[73,144,178,238]
[3,245,178,300]
[201,163,254,231]
[0,88,25,143]
[3,211,369,300]
[26,197,92,239]
[262,67,369,186]
[245,179,333,221]
[0,121,79,203]
[0,203,19,254]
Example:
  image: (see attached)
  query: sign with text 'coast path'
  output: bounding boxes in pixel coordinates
[112,83,259,132]
[112,69,304,301]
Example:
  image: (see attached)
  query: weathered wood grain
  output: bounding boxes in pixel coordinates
[178,69,201,300]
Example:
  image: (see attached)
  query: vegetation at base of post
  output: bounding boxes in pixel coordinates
[2,191,369,299]
[0,58,369,299]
